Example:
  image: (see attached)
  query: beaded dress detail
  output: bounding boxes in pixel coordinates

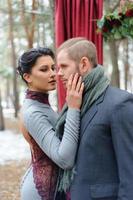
[26,90,58,200]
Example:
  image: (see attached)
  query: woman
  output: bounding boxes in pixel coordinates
[17,47,84,200]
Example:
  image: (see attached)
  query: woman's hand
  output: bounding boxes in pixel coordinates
[66,73,84,109]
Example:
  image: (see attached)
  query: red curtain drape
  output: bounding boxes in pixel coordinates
[55,0,103,110]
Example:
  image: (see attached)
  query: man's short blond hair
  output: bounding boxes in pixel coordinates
[57,37,98,67]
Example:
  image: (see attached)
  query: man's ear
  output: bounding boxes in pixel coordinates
[23,73,32,83]
[79,57,92,75]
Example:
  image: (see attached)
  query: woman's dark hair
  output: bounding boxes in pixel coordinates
[17,47,55,83]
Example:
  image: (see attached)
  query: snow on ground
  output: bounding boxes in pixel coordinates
[0,130,30,165]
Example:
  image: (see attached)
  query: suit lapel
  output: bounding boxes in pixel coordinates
[80,91,106,139]
[80,103,97,138]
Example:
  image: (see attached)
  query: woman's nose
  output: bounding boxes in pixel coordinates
[50,69,56,77]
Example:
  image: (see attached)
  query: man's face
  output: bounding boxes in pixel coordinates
[57,50,79,88]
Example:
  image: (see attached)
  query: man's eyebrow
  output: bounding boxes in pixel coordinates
[60,64,68,67]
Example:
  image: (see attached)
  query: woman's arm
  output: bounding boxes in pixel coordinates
[23,74,84,169]
[23,107,80,169]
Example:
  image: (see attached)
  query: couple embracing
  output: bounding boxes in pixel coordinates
[18,37,133,200]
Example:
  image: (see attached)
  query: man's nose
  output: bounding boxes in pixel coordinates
[57,68,63,77]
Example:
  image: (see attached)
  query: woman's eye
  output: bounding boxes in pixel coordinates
[40,68,47,72]
[51,66,56,71]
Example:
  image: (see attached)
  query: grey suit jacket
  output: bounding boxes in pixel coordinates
[71,86,133,200]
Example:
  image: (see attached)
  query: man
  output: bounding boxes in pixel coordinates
[56,37,133,200]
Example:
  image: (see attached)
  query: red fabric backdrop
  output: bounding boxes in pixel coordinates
[55,0,103,110]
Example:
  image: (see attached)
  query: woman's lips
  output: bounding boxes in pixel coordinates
[48,80,56,84]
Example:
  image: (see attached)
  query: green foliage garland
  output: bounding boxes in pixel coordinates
[97,2,133,41]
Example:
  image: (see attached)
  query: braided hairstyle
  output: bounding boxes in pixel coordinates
[17,47,55,83]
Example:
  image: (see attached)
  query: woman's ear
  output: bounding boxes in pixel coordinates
[79,57,92,75]
[23,73,32,84]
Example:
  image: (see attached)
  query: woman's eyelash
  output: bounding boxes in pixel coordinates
[40,68,47,72]
[52,66,56,70]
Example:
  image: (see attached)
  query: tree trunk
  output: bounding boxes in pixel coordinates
[49,0,55,50]
[123,39,129,90]
[6,78,10,108]
[0,90,5,131]
[7,0,19,118]
[20,0,38,48]
[109,41,120,87]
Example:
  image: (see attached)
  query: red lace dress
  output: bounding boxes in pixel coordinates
[30,137,58,200]
[23,90,58,200]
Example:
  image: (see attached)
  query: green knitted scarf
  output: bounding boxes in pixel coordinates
[55,65,110,192]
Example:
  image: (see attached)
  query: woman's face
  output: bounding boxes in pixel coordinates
[24,55,56,93]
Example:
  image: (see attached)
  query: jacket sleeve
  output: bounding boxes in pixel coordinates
[111,94,133,200]
[23,107,80,170]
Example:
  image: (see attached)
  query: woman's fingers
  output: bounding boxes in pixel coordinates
[67,74,73,90]
[75,76,82,92]
[71,73,79,90]
[67,73,83,93]
[66,73,84,109]
[79,82,84,96]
